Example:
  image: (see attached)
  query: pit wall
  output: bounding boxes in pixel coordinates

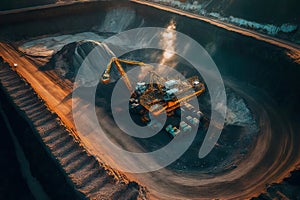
[0,58,147,200]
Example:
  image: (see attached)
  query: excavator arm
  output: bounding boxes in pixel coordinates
[101,57,152,93]
[114,59,134,92]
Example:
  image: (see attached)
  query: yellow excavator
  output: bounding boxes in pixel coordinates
[101,57,205,117]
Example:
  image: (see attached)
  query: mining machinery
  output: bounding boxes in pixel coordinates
[101,57,205,118]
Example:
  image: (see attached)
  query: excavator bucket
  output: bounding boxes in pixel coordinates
[101,73,110,84]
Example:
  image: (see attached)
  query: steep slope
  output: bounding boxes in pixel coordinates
[0,57,148,200]
[0,0,56,11]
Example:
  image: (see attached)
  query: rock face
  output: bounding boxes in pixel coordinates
[19,32,106,58]
[0,0,56,11]
[157,0,300,25]
[252,167,300,200]
[43,40,100,81]
[225,92,258,131]
[0,58,149,200]
[43,40,125,88]
[204,0,299,25]
[149,0,299,41]
[94,7,145,33]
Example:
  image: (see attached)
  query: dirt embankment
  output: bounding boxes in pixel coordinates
[0,57,148,200]
[252,166,300,200]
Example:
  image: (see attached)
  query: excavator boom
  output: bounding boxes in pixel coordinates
[101,57,151,93]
